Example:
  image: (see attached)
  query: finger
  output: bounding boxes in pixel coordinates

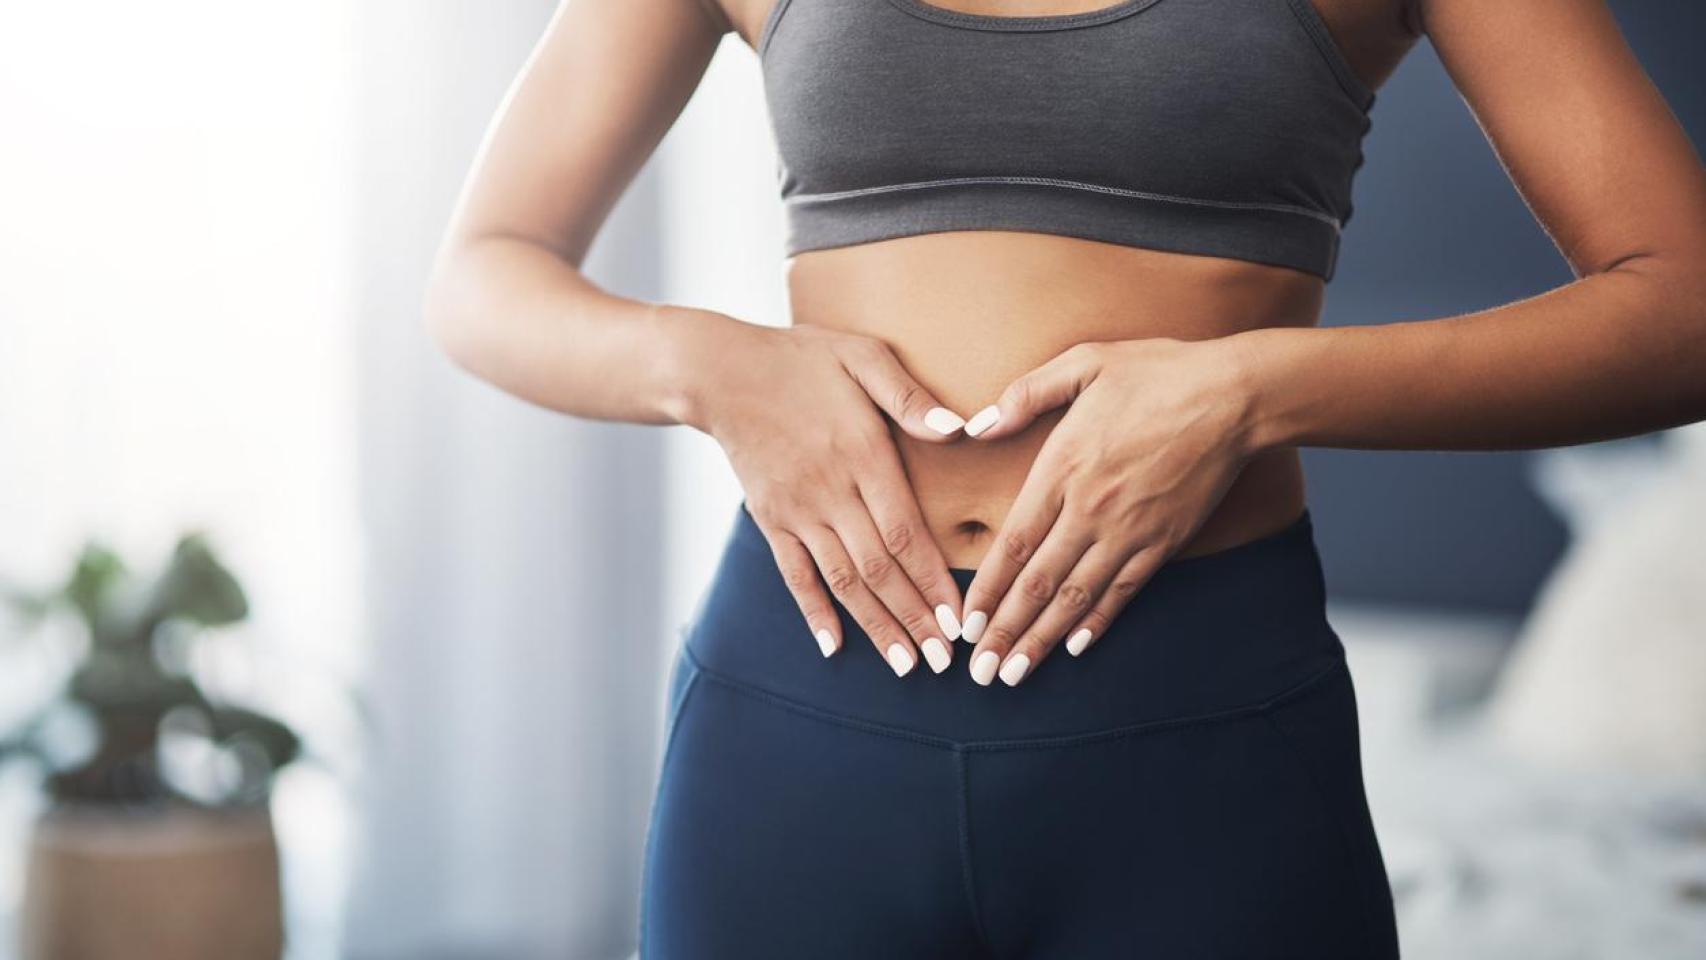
[1000,544,1125,681]
[965,342,1105,441]
[966,521,1092,688]
[831,505,954,674]
[1064,547,1169,659]
[798,525,921,678]
[854,441,966,642]
[838,338,967,442]
[758,526,843,658]
[960,468,1066,649]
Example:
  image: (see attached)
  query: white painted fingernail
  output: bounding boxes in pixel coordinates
[970,650,1000,686]
[1066,628,1094,657]
[964,405,1001,437]
[962,610,988,644]
[815,628,839,658]
[924,407,965,435]
[934,604,962,642]
[886,644,916,677]
[999,653,1032,687]
[921,637,951,673]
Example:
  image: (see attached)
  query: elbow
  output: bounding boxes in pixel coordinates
[422,252,480,372]
[1689,255,1706,325]
[1668,249,1706,364]
[1687,264,1706,425]
[1653,250,1706,427]
[1600,247,1706,430]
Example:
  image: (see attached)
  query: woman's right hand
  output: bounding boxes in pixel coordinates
[671,310,967,677]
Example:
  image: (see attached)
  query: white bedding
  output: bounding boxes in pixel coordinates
[1334,603,1706,959]
[1376,728,1706,959]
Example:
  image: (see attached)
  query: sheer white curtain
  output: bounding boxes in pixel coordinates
[342,2,789,955]
[342,2,668,958]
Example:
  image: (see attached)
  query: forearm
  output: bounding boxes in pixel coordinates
[1233,256,1706,454]
[424,234,726,427]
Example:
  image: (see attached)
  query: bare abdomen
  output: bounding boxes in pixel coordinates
[786,230,1324,569]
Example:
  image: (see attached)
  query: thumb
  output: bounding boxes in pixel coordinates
[967,342,1105,441]
[840,339,967,442]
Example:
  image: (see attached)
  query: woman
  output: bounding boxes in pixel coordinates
[426,0,1706,955]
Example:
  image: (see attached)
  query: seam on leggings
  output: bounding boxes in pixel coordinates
[953,748,996,951]
[680,643,1345,751]
[637,661,704,959]
[659,669,704,769]
[683,644,960,749]
[1261,704,1382,957]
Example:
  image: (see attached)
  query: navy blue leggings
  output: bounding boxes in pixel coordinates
[641,504,1399,959]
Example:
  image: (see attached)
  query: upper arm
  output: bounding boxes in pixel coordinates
[444,0,729,266]
[1420,0,1706,278]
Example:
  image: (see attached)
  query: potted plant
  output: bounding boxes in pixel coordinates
[1,534,299,959]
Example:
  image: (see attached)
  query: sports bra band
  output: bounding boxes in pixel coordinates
[757,0,1373,280]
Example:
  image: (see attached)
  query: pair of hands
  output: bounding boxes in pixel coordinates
[691,317,1259,686]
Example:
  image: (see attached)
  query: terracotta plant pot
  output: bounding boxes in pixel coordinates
[19,806,284,960]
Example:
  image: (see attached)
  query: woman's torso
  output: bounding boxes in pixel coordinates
[788,234,1321,566]
[725,0,1418,568]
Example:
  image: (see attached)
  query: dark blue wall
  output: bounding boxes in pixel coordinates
[1308,2,1705,613]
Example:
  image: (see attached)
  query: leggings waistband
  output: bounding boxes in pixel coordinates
[682,502,1345,746]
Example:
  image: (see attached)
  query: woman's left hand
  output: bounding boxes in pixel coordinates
[958,336,1259,687]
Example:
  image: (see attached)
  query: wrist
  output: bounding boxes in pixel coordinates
[648,303,718,431]
[648,303,763,434]
[1219,326,1310,456]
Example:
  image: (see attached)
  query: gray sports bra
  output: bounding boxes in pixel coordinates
[758,0,1375,280]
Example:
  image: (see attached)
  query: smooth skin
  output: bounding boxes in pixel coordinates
[427,0,1706,686]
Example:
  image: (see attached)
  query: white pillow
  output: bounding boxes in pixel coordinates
[1488,426,1706,775]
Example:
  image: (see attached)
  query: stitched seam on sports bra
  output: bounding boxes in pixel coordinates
[787,175,1344,231]
[679,641,1347,751]
[885,0,1164,32]
[756,0,797,57]
[1280,0,1376,113]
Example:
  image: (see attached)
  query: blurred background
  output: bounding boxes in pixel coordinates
[1,1,1702,958]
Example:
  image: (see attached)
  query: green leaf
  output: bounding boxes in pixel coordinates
[63,543,128,633]
[207,705,301,770]
[143,533,249,630]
